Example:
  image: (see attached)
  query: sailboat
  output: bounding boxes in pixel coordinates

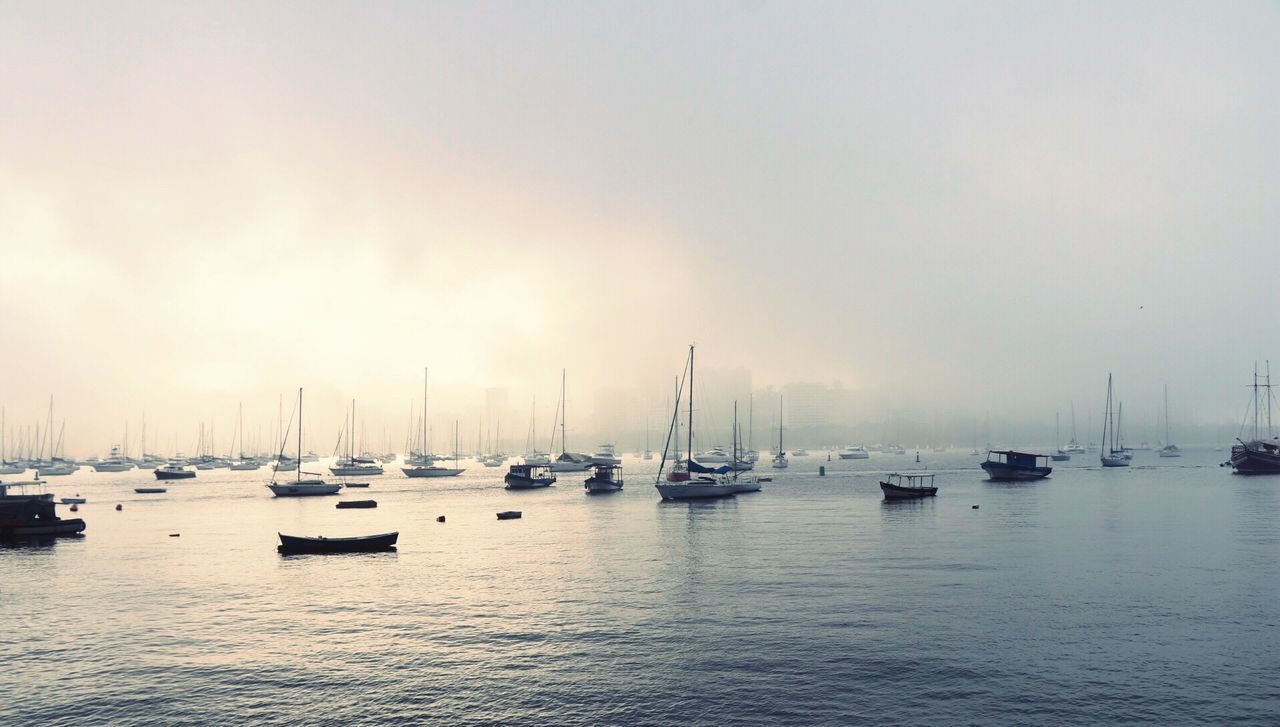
[403,368,465,477]
[654,345,736,500]
[771,396,788,469]
[330,400,384,476]
[549,370,593,472]
[1100,374,1130,468]
[1060,404,1086,454]
[521,396,551,465]
[0,408,23,475]
[1158,384,1181,457]
[268,389,342,496]
[1230,362,1280,473]
[730,402,762,493]
[230,403,261,470]
[642,416,654,460]
[1050,412,1070,461]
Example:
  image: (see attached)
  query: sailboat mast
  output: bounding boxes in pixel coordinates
[687,346,695,459]
[562,368,568,455]
[423,367,429,458]
[778,395,784,453]
[297,388,303,482]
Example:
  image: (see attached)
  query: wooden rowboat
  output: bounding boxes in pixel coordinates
[277,531,398,554]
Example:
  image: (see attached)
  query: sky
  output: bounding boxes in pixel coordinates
[1,1,1278,454]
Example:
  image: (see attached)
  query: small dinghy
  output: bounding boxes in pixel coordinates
[496,510,522,520]
[277,531,398,554]
[343,482,371,488]
[336,500,376,509]
[60,496,86,504]
[134,487,167,494]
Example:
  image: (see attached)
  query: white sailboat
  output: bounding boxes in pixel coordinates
[0,408,24,475]
[1158,384,1181,457]
[403,368,465,478]
[229,403,261,470]
[549,369,593,472]
[267,389,342,496]
[771,396,788,469]
[1100,374,1130,468]
[729,402,762,493]
[330,399,384,476]
[655,345,736,500]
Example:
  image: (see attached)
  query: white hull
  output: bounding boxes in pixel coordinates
[1100,455,1130,467]
[550,461,593,472]
[267,481,341,496]
[92,463,134,472]
[731,480,762,493]
[655,481,736,500]
[590,456,622,466]
[272,462,299,472]
[230,462,261,471]
[329,465,384,476]
[771,459,788,469]
[0,465,28,475]
[401,467,464,478]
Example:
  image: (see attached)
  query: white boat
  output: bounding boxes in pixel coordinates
[654,345,736,500]
[523,451,551,466]
[881,444,907,455]
[771,397,788,468]
[838,446,869,460]
[92,445,134,472]
[268,389,341,497]
[1158,384,1181,458]
[729,402,761,493]
[791,448,809,457]
[329,399,384,477]
[545,370,594,472]
[401,368,465,478]
[272,457,299,472]
[228,404,260,470]
[0,409,27,474]
[1100,374,1130,468]
[591,443,622,465]
[693,446,731,464]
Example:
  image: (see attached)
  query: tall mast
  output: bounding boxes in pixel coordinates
[561,368,568,456]
[687,346,695,459]
[423,367,429,458]
[778,395,784,453]
[297,388,302,482]
[1164,384,1170,445]
[748,394,754,453]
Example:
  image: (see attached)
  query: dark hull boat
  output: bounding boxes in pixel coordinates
[584,464,623,493]
[880,473,937,499]
[155,467,195,480]
[980,450,1052,481]
[505,464,556,490]
[1,483,86,539]
[277,531,398,554]
[1231,439,1280,474]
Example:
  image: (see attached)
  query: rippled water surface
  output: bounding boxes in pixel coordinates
[4,449,1278,725]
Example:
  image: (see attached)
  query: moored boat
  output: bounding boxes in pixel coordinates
[880,472,938,499]
[838,445,870,460]
[1231,363,1280,473]
[980,450,1052,480]
[267,389,342,497]
[1100,374,1131,468]
[155,463,196,480]
[277,531,397,554]
[0,480,86,538]
[505,463,555,489]
[653,345,736,501]
[584,463,623,493]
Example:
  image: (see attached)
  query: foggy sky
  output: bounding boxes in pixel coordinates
[2,1,1278,453]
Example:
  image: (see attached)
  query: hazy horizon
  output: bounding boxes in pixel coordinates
[3,1,1277,453]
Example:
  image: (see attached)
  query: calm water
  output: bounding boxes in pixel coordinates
[4,449,1278,725]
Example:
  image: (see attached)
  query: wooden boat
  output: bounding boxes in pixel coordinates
[880,472,938,499]
[277,531,398,554]
[155,464,195,480]
[506,463,556,489]
[343,482,371,488]
[134,487,167,494]
[496,510,522,520]
[584,464,623,493]
[980,450,1052,480]
[336,500,377,509]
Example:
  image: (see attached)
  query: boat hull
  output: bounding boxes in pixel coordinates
[154,469,196,480]
[584,478,623,493]
[980,462,1051,481]
[402,467,465,478]
[330,466,384,477]
[1230,442,1280,474]
[655,481,736,500]
[134,487,167,494]
[1100,456,1130,467]
[505,475,554,489]
[0,517,86,538]
[92,463,134,472]
[880,482,938,499]
[730,481,762,493]
[267,481,342,496]
[277,531,397,554]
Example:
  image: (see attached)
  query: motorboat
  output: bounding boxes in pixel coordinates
[0,480,86,538]
[791,448,809,457]
[693,447,731,464]
[277,531,397,554]
[504,463,556,489]
[584,463,624,493]
[92,445,134,472]
[590,444,622,466]
[880,472,938,499]
[523,451,552,466]
[272,457,299,472]
[838,446,869,460]
[980,450,1052,481]
[881,444,907,455]
[155,463,196,480]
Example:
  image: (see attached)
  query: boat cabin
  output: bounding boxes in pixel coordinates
[985,450,1050,469]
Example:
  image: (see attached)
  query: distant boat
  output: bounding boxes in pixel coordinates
[546,370,594,471]
[155,462,196,480]
[729,402,762,493]
[268,389,342,497]
[92,444,134,472]
[277,531,398,554]
[654,345,736,500]
[584,463,624,493]
[134,487,167,494]
[771,396,788,469]
[1100,374,1130,468]
[1158,384,1182,458]
[401,369,465,478]
[330,399,385,477]
[591,443,622,466]
[880,472,938,499]
[981,450,1053,481]
[838,446,869,460]
[1051,412,1071,461]
[791,448,810,457]
[505,463,556,489]
[882,444,907,455]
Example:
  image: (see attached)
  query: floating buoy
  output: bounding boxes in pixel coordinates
[169,533,180,537]
[497,511,522,520]
[436,515,445,523]
[69,504,78,512]
[116,504,122,511]
[819,465,826,477]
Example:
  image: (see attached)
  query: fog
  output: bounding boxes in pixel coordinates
[1,1,1277,456]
